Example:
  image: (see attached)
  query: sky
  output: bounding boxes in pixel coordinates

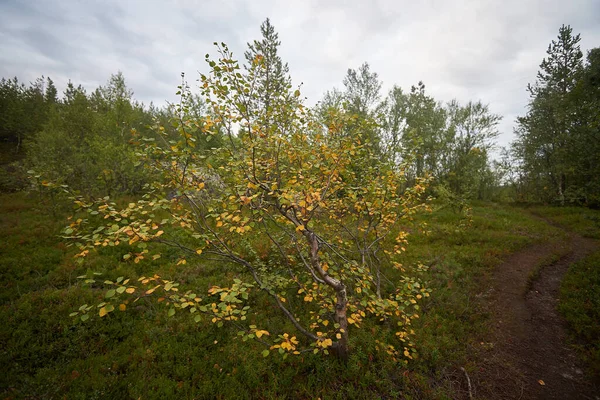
[1,0,599,152]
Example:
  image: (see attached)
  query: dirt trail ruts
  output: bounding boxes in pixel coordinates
[473,221,599,399]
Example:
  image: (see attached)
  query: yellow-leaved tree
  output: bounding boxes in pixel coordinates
[68,43,431,361]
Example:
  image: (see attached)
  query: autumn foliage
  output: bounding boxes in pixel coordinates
[67,43,431,361]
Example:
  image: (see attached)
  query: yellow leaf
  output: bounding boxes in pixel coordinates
[538,380,545,386]
[198,182,205,189]
[336,333,342,339]
[99,307,108,317]
[155,230,164,237]
[125,287,135,294]
[240,196,251,205]
[146,285,160,295]
[255,330,270,338]
[196,249,203,255]
[119,304,126,311]
[216,221,223,227]
[347,317,355,324]
[296,225,305,232]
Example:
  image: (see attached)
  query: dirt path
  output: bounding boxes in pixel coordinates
[472,220,599,399]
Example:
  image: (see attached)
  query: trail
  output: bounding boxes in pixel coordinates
[472,217,599,399]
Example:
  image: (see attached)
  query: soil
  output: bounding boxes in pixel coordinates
[468,216,600,399]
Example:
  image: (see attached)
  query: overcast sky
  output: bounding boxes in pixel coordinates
[1,0,599,152]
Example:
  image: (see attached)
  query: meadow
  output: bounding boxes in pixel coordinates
[4,191,598,399]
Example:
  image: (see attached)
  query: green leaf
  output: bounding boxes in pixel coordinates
[105,289,116,298]
[168,308,175,317]
[116,286,126,294]
[80,314,89,322]
[262,350,270,357]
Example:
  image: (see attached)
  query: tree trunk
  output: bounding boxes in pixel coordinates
[306,230,350,360]
[332,284,349,361]
[558,173,565,206]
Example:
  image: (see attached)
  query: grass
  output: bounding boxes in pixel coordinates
[558,250,600,379]
[530,205,600,239]
[0,194,568,399]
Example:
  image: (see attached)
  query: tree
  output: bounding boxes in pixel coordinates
[569,48,600,205]
[0,76,55,154]
[45,77,58,105]
[445,100,501,199]
[399,82,449,180]
[244,18,294,131]
[342,63,382,117]
[379,85,408,162]
[26,74,153,196]
[341,63,383,152]
[514,25,584,204]
[68,43,431,362]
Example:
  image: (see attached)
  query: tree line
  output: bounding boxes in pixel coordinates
[0,19,505,207]
[1,22,597,208]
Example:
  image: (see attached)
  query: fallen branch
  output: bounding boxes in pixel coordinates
[461,367,473,400]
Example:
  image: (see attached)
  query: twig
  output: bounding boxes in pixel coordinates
[461,367,473,400]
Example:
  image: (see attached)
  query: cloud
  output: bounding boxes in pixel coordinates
[1,0,598,150]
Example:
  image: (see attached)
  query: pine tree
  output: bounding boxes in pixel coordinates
[514,25,584,204]
[244,18,293,124]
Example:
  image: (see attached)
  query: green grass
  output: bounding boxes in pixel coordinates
[0,194,565,399]
[559,250,600,379]
[530,205,600,239]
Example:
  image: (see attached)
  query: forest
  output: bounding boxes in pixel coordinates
[1,20,599,399]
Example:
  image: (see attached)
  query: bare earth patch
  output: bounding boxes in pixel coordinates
[472,219,599,399]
